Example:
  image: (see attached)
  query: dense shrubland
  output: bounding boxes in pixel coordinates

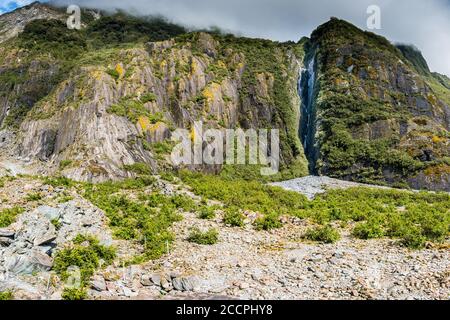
[179,171,450,249]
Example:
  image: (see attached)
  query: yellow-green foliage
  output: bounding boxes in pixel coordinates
[180,172,450,249]
[61,287,87,300]
[179,171,307,216]
[188,228,219,245]
[108,96,164,124]
[305,225,341,244]
[198,206,217,220]
[59,160,73,170]
[123,163,152,175]
[0,291,13,300]
[0,206,25,228]
[426,76,450,106]
[223,208,245,227]
[82,177,195,262]
[53,235,116,286]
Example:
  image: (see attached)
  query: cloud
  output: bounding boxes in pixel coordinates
[35,0,450,76]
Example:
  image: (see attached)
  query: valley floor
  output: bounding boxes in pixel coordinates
[0,161,449,300]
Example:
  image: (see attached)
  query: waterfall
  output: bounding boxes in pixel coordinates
[299,55,318,175]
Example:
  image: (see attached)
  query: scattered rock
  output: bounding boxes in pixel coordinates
[90,275,107,292]
[0,229,15,238]
[33,232,57,247]
[0,237,13,246]
[151,274,162,286]
[140,275,152,287]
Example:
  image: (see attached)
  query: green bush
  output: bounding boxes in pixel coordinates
[51,218,63,231]
[19,19,87,59]
[83,181,184,261]
[25,192,43,202]
[352,221,385,239]
[401,228,428,249]
[123,163,152,175]
[0,291,13,300]
[223,208,245,227]
[107,98,163,124]
[53,235,116,286]
[106,68,120,80]
[140,93,157,103]
[305,225,341,244]
[0,207,25,228]
[152,141,174,155]
[198,206,216,220]
[59,160,73,170]
[254,213,282,231]
[179,171,307,216]
[85,13,186,48]
[61,287,87,301]
[180,172,450,249]
[42,176,75,188]
[188,228,219,245]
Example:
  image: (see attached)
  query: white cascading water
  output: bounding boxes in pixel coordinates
[298,55,317,174]
[304,57,316,145]
[299,57,316,147]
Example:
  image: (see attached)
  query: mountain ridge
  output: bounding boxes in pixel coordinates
[0,3,449,191]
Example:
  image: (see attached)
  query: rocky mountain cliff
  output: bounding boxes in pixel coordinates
[0,4,449,190]
[301,18,450,190]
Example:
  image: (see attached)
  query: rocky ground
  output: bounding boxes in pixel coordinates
[0,161,449,300]
[271,176,391,199]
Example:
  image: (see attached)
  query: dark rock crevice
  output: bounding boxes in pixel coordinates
[299,50,319,175]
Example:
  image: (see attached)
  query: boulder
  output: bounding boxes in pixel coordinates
[90,275,107,292]
[0,229,15,238]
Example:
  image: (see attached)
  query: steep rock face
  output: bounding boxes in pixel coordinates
[1,7,449,190]
[305,18,450,190]
[0,2,65,44]
[1,18,308,181]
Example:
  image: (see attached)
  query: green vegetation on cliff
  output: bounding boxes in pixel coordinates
[308,18,450,186]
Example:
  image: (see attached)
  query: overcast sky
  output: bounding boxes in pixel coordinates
[2,0,450,76]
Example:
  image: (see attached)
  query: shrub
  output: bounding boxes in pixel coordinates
[85,14,186,48]
[305,225,341,244]
[0,291,13,300]
[188,228,219,245]
[19,19,87,59]
[59,160,73,170]
[42,176,75,188]
[61,287,87,300]
[159,171,176,182]
[51,219,63,231]
[140,92,157,103]
[53,235,116,286]
[152,141,173,155]
[56,194,74,204]
[198,206,216,220]
[179,171,307,216]
[25,192,43,202]
[352,221,385,239]
[83,182,183,261]
[180,172,450,248]
[106,68,120,80]
[123,163,152,175]
[223,208,245,227]
[0,206,25,228]
[401,228,428,249]
[254,213,282,231]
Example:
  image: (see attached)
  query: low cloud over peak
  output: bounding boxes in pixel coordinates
[18,0,450,76]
